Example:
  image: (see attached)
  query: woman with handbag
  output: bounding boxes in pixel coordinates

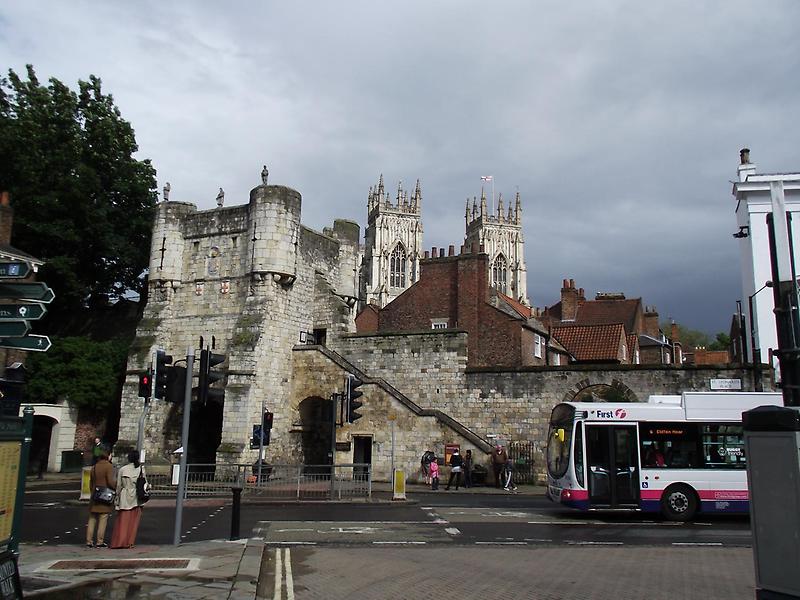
[86,445,115,548]
[110,450,145,549]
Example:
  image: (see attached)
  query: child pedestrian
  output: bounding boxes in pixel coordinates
[429,456,440,490]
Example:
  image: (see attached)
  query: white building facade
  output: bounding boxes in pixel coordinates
[733,149,800,370]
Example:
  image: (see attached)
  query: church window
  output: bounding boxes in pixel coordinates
[390,245,407,288]
[492,254,508,295]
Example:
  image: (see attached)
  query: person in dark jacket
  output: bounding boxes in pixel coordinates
[463,449,473,488]
[491,445,508,488]
[445,449,463,490]
[86,446,115,548]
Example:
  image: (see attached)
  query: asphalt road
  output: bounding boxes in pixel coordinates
[21,484,752,548]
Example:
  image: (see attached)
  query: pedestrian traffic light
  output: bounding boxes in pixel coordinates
[154,349,173,400]
[345,374,364,423]
[165,366,187,404]
[198,348,226,405]
[261,410,273,445]
[138,371,152,398]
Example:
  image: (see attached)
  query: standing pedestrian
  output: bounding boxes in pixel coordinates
[420,450,435,484]
[91,436,103,466]
[491,444,508,488]
[429,455,440,490]
[110,450,145,549]
[445,448,463,490]
[463,449,473,488]
[86,445,115,548]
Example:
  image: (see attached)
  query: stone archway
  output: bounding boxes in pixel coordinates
[298,396,333,469]
[563,378,638,403]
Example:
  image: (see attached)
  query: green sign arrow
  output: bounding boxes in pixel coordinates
[0,261,32,279]
[0,321,30,337]
[0,303,46,321]
[0,334,51,352]
[0,282,54,304]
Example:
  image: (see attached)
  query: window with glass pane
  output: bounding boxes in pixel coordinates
[574,423,584,487]
[701,424,746,469]
[638,422,701,469]
[390,245,406,288]
[492,255,507,295]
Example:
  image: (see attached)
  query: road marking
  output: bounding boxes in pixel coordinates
[372,541,426,545]
[475,541,527,545]
[265,541,316,545]
[432,519,449,524]
[273,547,282,600]
[284,548,295,600]
[275,528,316,533]
[672,542,723,546]
[568,541,624,545]
[445,528,461,536]
[524,538,553,543]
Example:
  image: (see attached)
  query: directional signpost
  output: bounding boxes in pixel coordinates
[0,261,32,279]
[0,335,51,352]
[0,322,30,338]
[0,304,46,321]
[0,283,54,304]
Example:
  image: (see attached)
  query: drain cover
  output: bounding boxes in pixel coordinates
[47,558,191,571]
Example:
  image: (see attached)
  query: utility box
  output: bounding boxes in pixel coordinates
[743,405,800,600]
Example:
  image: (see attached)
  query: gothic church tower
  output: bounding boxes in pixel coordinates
[360,175,423,308]
[464,188,529,306]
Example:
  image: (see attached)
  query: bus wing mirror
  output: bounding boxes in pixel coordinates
[555,428,565,443]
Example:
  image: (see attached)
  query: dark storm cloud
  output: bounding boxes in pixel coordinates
[3,1,800,334]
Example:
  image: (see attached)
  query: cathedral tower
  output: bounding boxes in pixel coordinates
[464,188,529,306]
[360,175,423,308]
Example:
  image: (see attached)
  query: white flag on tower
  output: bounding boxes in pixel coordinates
[481,175,493,182]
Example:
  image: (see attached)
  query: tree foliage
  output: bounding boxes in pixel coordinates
[25,336,129,409]
[0,65,157,316]
[708,332,732,352]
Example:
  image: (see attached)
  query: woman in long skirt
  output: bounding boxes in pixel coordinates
[110,450,144,548]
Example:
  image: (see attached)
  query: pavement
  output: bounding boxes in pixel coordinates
[13,474,757,599]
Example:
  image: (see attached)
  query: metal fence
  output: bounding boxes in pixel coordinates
[147,463,372,500]
[507,441,536,485]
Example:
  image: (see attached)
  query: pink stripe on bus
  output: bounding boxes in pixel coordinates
[639,488,748,501]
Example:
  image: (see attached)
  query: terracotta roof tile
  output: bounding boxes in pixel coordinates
[574,299,641,332]
[552,323,626,362]
[497,292,532,319]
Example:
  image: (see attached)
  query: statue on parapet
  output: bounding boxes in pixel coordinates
[163,182,170,202]
[261,165,269,185]
[216,187,225,207]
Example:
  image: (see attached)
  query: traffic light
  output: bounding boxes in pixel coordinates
[345,374,364,423]
[165,366,187,404]
[138,371,152,398]
[198,348,225,405]
[262,410,273,445]
[154,349,173,399]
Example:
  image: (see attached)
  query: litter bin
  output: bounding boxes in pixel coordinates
[60,450,84,473]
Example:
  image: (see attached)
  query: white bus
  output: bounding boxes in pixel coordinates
[545,391,782,520]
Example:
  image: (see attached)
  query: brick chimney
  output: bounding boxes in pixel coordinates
[643,306,660,337]
[561,278,580,322]
[0,192,12,245]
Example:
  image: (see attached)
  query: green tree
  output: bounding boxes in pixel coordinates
[662,322,711,349]
[0,65,157,317]
[708,332,732,352]
[25,336,129,409]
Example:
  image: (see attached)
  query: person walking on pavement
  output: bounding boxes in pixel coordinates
[491,444,508,488]
[463,449,473,488]
[503,457,518,493]
[429,455,440,490]
[445,449,463,490]
[420,450,435,484]
[110,450,145,549]
[86,446,115,548]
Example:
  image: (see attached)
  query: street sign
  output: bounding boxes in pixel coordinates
[0,334,51,352]
[0,303,46,321]
[0,261,31,279]
[0,321,30,338]
[0,282,54,304]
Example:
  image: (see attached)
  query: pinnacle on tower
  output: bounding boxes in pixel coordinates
[472,198,478,220]
[507,204,513,222]
[515,190,522,224]
[497,193,505,221]
[413,179,422,212]
[480,188,487,216]
[396,180,403,207]
[378,174,385,196]
[465,198,470,219]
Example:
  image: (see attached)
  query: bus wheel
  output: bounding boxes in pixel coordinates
[661,484,698,521]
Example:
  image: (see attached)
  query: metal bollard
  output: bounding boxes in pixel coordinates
[230,485,243,541]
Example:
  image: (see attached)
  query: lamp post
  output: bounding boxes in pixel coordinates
[749,280,773,392]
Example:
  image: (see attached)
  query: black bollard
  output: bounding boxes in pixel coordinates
[230,485,243,541]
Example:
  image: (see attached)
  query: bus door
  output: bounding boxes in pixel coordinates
[586,425,640,508]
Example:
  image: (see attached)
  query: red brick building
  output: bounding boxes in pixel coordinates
[358,243,565,368]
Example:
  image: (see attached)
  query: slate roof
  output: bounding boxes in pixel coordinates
[496,291,532,319]
[551,323,626,362]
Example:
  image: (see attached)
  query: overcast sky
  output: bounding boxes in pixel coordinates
[3,1,800,335]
